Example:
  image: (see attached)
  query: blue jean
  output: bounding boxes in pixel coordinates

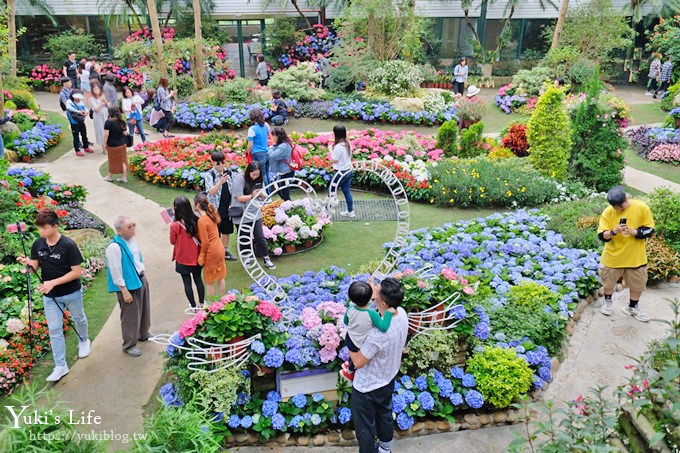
[0,134,4,159]
[44,289,89,367]
[252,152,271,189]
[128,119,147,143]
[335,171,354,212]
[271,114,288,126]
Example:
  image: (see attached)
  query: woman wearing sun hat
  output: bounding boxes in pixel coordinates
[466,85,481,99]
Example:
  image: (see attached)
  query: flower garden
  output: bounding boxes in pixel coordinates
[1,105,63,162]
[0,161,108,395]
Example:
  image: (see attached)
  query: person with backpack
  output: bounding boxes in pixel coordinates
[268,127,295,201]
[103,74,118,109]
[170,196,205,308]
[201,151,237,261]
[270,90,291,126]
[58,77,73,112]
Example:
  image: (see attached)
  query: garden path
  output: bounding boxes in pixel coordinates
[32,92,195,449]
[28,91,680,452]
[623,166,680,194]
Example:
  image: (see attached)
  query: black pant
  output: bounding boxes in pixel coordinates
[345,333,359,371]
[161,109,175,133]
[70,120,89,152]
[655,80,670,97]
[237,219,269,258]
[647,77,658,91]
[351,380,395,453]
[453,80,465,95]
[180,270,205,308]
[278,171,295,201]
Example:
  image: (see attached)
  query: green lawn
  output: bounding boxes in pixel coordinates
[629,103,669,126]
[0,273,115,409]
[624,148,680,186]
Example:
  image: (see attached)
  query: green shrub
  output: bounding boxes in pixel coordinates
[175,76,196,99]
[542,45,580,78]
[646,237,680,280]
[220,77,256,103]
[429,157,565,208]
[569,70,625,191]
[567,59,596,90]
[467,346,534,409]
[660,81,680,112]
[400,330,462,375]
[269,63,324,101]
[647,188,680,251]
[511,66,553,97]
[8,89,38,111]
[506,281,559,311]
[367,60,423,97]
[527,85,572,181]
[44,30,104,67]
[542,196,607,251]
[458,122,484,158]
[436,120,458,157]
[490,307,568,356]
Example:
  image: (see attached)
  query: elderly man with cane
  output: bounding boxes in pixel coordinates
[17,209,91,382]
[106,216,152,357]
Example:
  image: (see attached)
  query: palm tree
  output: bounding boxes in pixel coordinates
[192,0,204,89]
[626,0,680,25]
[7,0,56,77]
[161,0,214,28]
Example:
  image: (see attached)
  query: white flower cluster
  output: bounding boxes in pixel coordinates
[285,214,305,229]
[6,318,26,335]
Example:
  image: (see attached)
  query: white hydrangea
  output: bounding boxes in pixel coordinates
[0,339,8,352]
[286,215,304,229]
[6,318,26,335]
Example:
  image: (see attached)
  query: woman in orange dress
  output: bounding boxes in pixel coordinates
[193,193,226,298]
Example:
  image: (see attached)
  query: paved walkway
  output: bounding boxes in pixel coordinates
[624,165,680,194]
[25,91,680,452]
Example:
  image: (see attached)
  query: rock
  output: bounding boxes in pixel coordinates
[493,412,506,424]
[506,410,518,423]
[586,294,594,304]
[234,433,248,443]
[598,288,604,297]
[576,301,587,314]
[297,436,309,446]
[452,423,461,431]
[572,311,581,321]
[551,357,560,375]
[411,422,425,433]
[313,434,326,446]
[436,420,451,431]
[479,414,490,425]
[247,433,259,444]
[0,121,20,137]
[65,228,105,248]
[460,421,469,430]
[276,433,289,445]
[566,323,574,336]
[396,429,409,437]
[391,97,425,112]
[327,431,340,443]
[341,430,355,441]
[425,420,435,430]
[669,276,680,283]
[225,435,234,444]
[464,414,478,425]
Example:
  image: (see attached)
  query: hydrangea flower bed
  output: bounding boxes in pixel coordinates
[129,130,442,201]
[326,99,457,126]
[627,126,679,160]
[10,122,62,161]
[262,198,332,255]
[159,210,601,442]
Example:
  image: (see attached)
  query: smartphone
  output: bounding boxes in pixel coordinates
[6,222,27,234]
[619,218,627,225]
[160,208,175,225]
[254,183,263,190]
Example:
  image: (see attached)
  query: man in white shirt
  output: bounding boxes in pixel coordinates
[349,277,408,453]
[106,216,152,357]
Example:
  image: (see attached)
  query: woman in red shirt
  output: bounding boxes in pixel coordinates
[170,196,205,308]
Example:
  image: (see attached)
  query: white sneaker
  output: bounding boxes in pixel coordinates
[340,211,356,218]
[78,339,91,358]
[263,257,277,270]
[644,91,652,96]
[600,299,612,316]
[46,366,69,382]
[622,306,650,322]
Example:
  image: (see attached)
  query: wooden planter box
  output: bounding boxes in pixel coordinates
[276,367,339,402]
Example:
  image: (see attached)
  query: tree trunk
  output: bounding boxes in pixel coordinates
[8,0,17,77]
[551,0,569,49]
[0,70,5,113]
[290,0,312,29]
[146,0,166,74]
[193,0,204,89]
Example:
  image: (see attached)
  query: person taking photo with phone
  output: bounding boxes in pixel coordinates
[201,151,237,261]
[17,209,91,382]
[597,186,655,322]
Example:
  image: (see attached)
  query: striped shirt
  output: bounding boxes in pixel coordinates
[660,61,673,82]
[353,307,408,393]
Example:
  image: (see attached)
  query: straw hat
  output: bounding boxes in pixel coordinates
[466,85,481,97]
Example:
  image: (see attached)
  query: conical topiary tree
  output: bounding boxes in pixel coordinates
[569,68,625,191]
[526,85,572,181]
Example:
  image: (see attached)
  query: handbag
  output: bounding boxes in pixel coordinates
[227,206,243,219]
[124,133,134,148]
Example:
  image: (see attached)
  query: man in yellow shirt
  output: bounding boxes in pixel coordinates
[598,186,655,322]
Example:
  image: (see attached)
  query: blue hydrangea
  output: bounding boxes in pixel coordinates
[288,415,305,429]
[159,383,183,407]
[451,367,464,379]
[418,391,435,411]
[400,375,414,389]
[262,400,279,417]
[291,393,307,409]
[474,321,490,340]
[338,407,352,424]
[465,390,484,409]
[212,412,224,422]
[438,378,454,398]
[538,366,552,382]
[310,414,322,425]
[267,391,282,403]
[415,376,428,391]
[450,305,467,319]
[250,340,265,354]
[271,413,286,430]
[462,373,476,388]
[263,347,285,368]
[312,393,324,402]
[228,414,240,428]
[403,390,416,404]
[236,392,251,405]
[533,375,545,390]
[449,392,463,406]
[392,394,407,413]
[240,415,253,428]
[396,412,414,430]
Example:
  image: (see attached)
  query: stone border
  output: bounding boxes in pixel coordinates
[223,288,603,448]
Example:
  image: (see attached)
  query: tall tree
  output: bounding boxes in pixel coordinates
[626,0,680,26]
[7,0,55,77]
[192,0,204,89]
[551,0,568,49]
[98,0,146,30]
[147,0,165,73]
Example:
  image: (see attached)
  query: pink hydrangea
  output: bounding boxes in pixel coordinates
[316,302,346,320]
[256,301,283,322]
[648,144,680,164]
[301,307,322,330]
[178,317,199,339]
[463,286,475,295]
[273,247,283,256]
[221,293,237,304]
[441,268,458,281]
[208,301,226,313]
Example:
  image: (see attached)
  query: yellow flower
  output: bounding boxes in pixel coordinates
[449,198,454,203]
[480,186,485,192]
[551,171,556,177]
[507,190,512,197]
